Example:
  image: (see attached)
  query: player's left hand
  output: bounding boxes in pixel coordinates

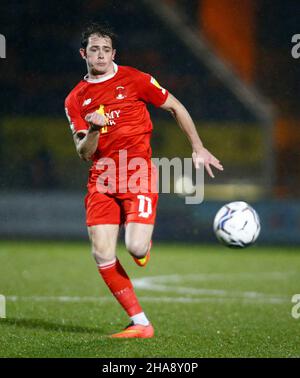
[192,147,223,178]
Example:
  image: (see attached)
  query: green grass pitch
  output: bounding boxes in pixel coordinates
[0,240,299,358]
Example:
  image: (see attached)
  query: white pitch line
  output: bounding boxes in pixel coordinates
[132,273,291,304]
[4,272,292,306]
[6,296,109,303]
[133,271,296,283]
[143,271,295,281]
[5,294,288,305]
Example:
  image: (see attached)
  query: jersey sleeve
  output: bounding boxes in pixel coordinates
[64,94,88,135]
[135,71,169,107]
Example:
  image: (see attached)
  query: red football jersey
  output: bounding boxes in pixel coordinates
[65,64,168,190]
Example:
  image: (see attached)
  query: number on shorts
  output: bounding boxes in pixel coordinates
[137,195,152,218]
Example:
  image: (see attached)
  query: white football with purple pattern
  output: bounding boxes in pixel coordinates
[213,201,261,248]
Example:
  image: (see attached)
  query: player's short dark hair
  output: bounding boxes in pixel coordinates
[81,22,117,49]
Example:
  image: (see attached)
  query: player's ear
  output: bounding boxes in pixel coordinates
[112,49,116,61]
[79,48,87,60]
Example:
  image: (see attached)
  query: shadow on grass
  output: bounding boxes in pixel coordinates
[1,318,103,334]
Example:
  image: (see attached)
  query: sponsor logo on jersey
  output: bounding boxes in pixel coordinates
[115,86,127,100]
[150,77,166,94]
[83,98,92,106]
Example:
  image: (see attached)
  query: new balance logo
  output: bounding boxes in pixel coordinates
[83,98,92,106]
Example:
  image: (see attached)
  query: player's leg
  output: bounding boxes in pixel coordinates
[124,161,157,265]
[89,223,153,337]
[88,224,119,265]
[86,192,153,338]
[122,191,158,267]
[89,224,137,314]
[105,222,154,338]
[125,223,153,266]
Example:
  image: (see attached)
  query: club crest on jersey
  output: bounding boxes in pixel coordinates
[115,86,127,100]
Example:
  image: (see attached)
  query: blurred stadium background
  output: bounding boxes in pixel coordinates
[2,0,300,359]
[0,0,300,244]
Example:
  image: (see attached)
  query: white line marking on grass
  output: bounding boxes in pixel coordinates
[132,273,292,304]
[6,295,287,304]
[7,296,110,303]
[135,271,296,283]
[5,272,293,306]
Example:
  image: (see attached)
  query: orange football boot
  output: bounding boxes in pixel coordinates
[133,241,152,267]
[110,323,154,338]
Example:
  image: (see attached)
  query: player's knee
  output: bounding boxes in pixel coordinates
[91,246,102,261]
[91,243,115,264]
[126,240,148,258]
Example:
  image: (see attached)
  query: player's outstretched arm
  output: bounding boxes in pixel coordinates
[73,112,107,161]
[160,93,223,178]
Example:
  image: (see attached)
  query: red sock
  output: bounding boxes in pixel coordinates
[98,259,143,317]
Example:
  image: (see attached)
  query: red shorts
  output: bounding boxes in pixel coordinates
[85,191,158,226]
[85,157,158,226]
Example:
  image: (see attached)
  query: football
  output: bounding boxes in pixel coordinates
[213,201,261,248]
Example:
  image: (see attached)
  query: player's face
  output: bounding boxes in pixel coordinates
[81,34,116,76]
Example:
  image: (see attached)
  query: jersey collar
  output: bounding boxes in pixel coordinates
[84,63,118,83]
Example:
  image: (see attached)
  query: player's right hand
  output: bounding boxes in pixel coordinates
[85,112,108,129]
